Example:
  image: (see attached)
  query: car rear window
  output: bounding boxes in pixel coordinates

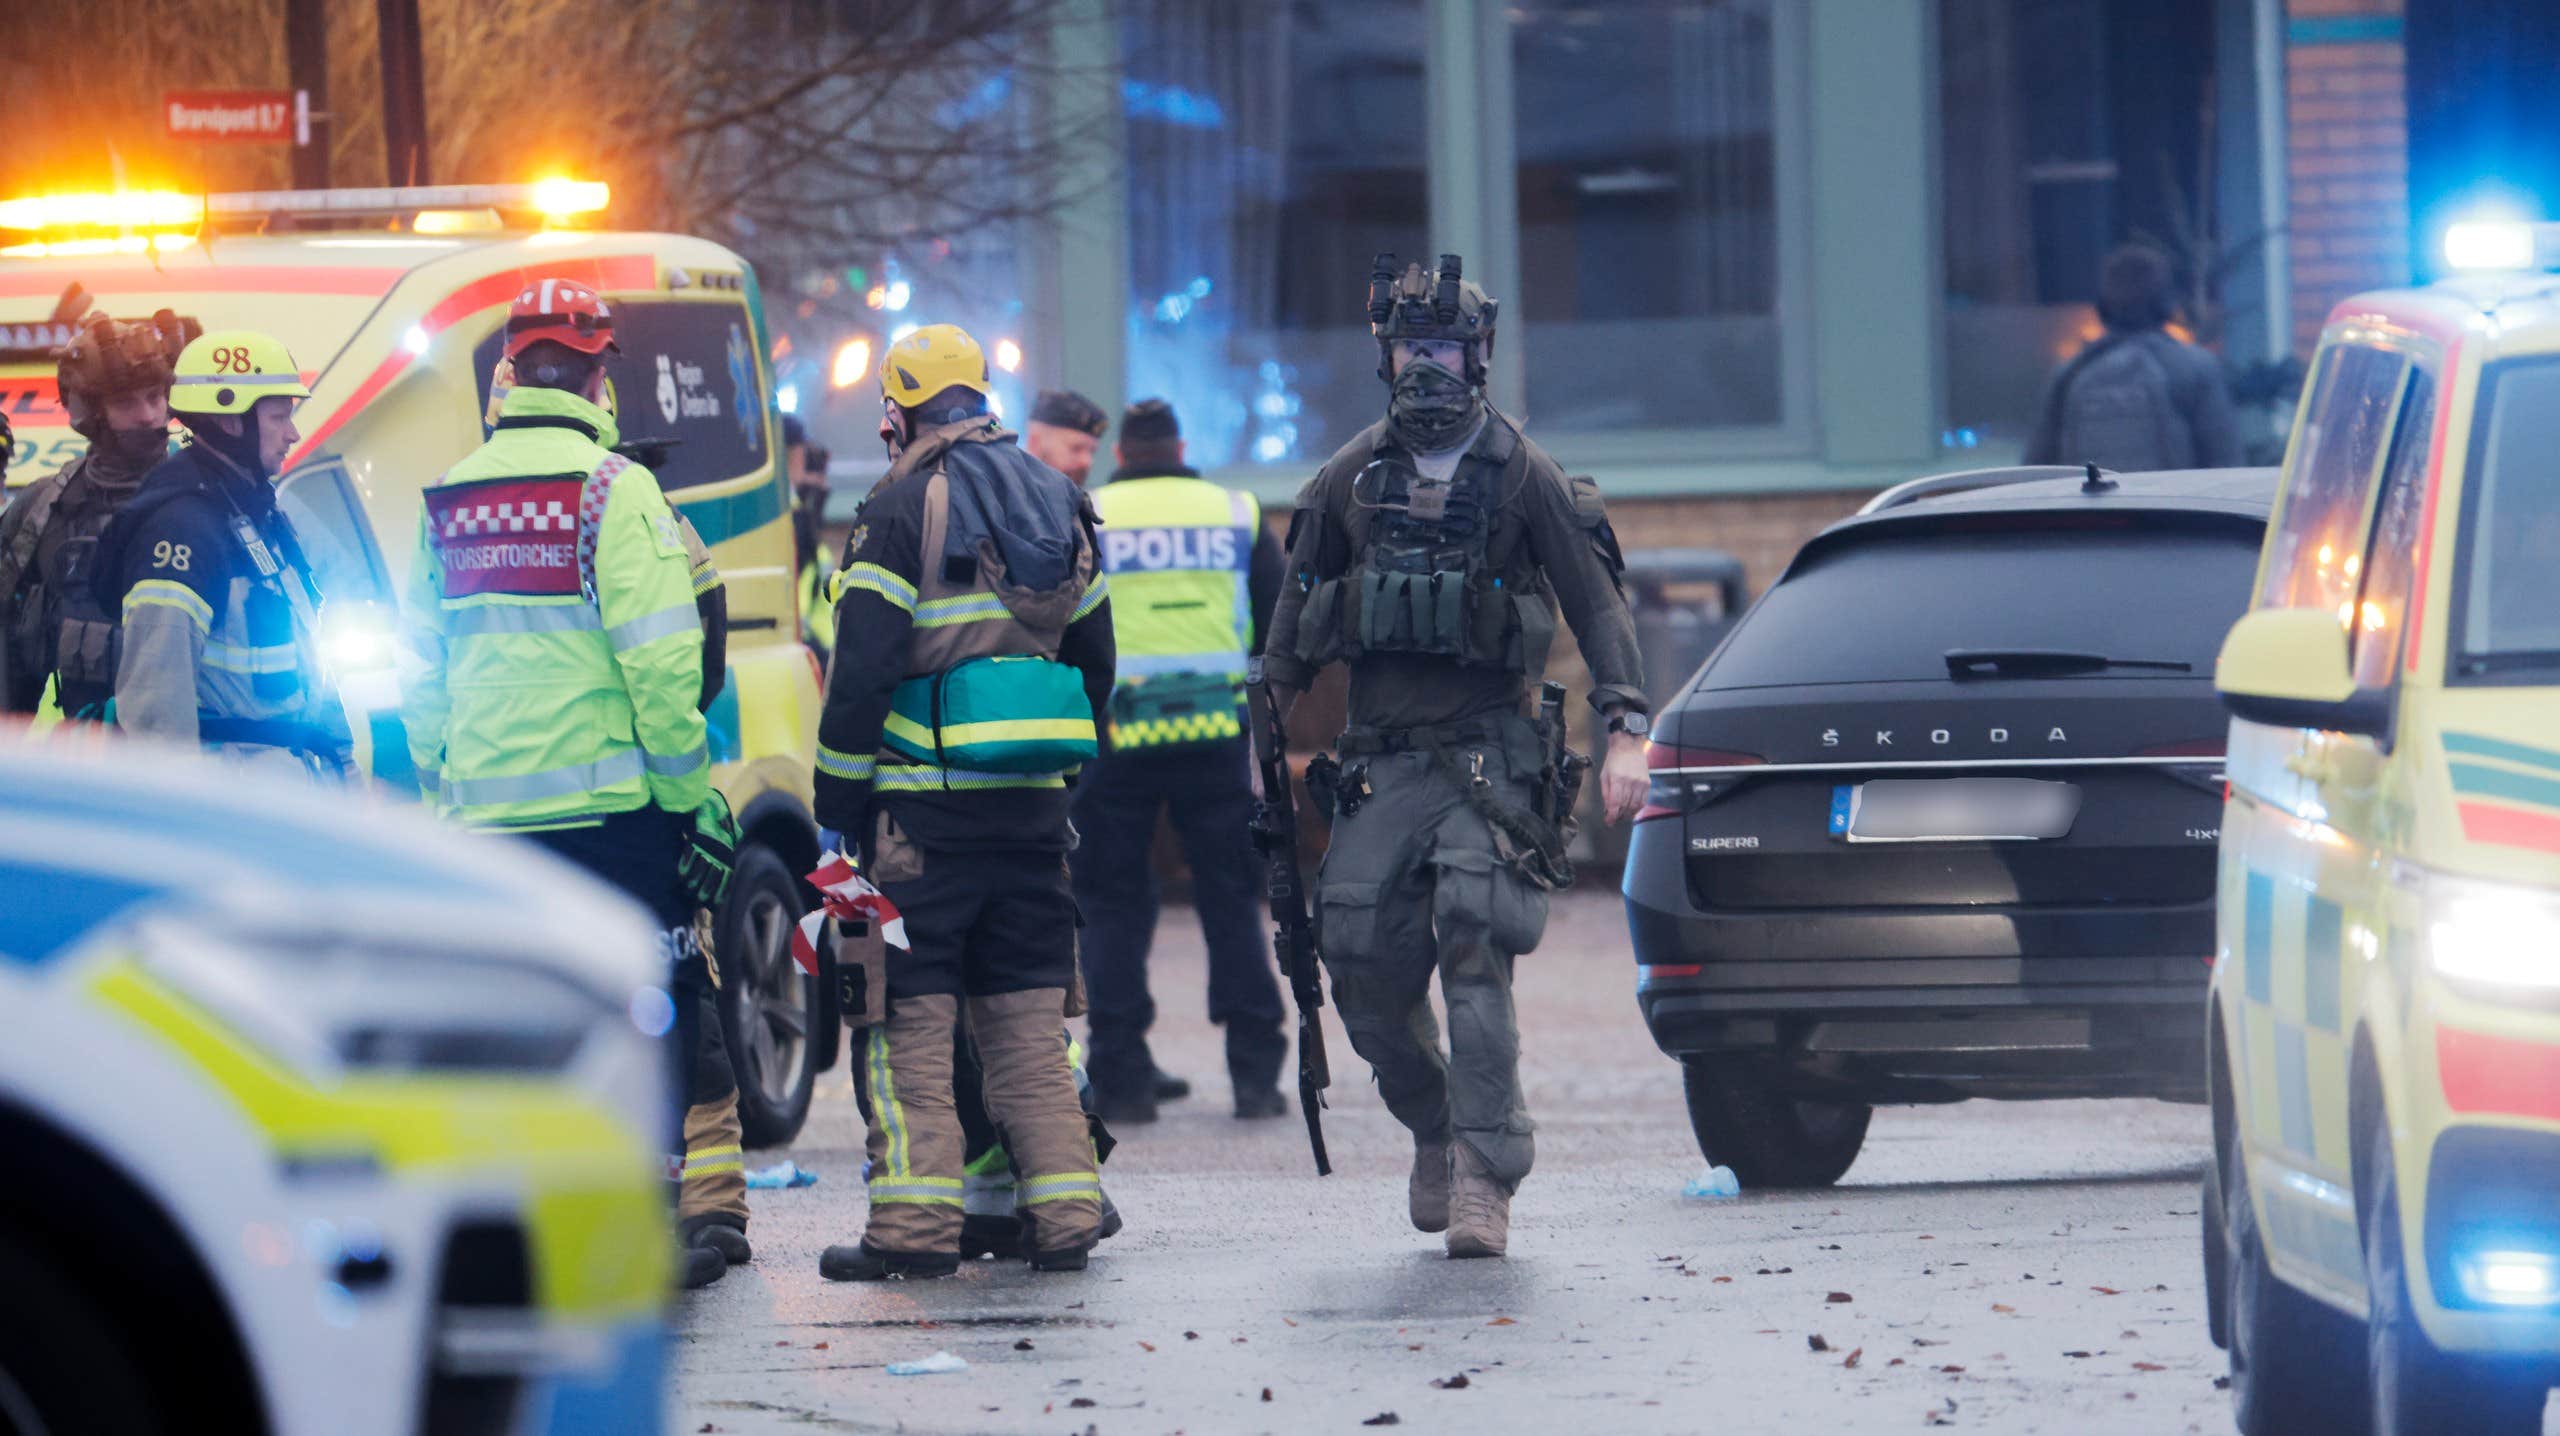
[1705,517,2262,688]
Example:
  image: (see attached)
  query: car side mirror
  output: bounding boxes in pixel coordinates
[2215,607,2391,738]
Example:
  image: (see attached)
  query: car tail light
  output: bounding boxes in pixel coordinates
[1637,742,1764,823]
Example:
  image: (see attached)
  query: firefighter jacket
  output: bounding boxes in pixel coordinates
[400,385,710,830]
[816,416,1116,853]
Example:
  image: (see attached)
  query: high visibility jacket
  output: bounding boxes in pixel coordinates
[1091,474,1257,746]
[400,386,710,830]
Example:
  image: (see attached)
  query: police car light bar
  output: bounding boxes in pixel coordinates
[2442,218,2560,273]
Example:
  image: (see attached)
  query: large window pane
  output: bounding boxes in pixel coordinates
[1120,0,1426,469]
[1510,0,1781,432]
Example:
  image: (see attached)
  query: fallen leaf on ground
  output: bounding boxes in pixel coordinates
[1068,1397,1096,1409]
[1138,1341,1156,1353]
[2132,1362,2166,1372]
[1911,1338,1947,1347]
[1844,1348,1864,1369]
[1406,1344,1423,1352]
[1262,1389,1274,1402]
[2090,1286,2122,1296]
[1989,1304,2016,1314]
[1827,1291,1855,1304]
[1014,1339,1034,1351]
[1487,1317,1517,1327]
[1362,1414,1402,1427]
[812,1343,829,1351]
[1808,1335,1831,1352]
[1432,1374,1471,1390]
[1712,1275,1734,1284]
[1936,1365,1966,1374]
[2063,1350,2093,1359]
[1282,1318,1298,1327]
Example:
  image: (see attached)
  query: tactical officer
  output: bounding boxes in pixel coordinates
[1023,388,1107,486]
[399,282,749,1291]
[814,323,1114,1280]
[1073,397,1291,1124]
[93,331,350,774]
[1261,255,1650,1259]
[0,312,186,718]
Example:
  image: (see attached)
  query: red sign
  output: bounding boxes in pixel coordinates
[164,90,304,145]
[424,478,587,598]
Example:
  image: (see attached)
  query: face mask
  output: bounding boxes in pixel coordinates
[100,422,171,470]
[1386,358,1482,454]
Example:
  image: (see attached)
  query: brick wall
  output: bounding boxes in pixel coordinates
[2285,1,2412,353]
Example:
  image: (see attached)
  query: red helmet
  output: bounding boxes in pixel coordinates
[502,278,618,360]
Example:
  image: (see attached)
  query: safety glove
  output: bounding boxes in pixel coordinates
[678,790,742,910]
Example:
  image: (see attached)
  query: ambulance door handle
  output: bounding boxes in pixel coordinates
[2285,751,2335,784]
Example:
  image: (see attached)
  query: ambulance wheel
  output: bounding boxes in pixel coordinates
[2364,1125,2550,1436]
[2223,1142,2370,1436]
[1679,1058,1869,1188]
[720,844,817,1148]
[2203,1155,2231,1349]
[0,1224,162,1435]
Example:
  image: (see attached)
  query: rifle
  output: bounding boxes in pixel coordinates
[1245,664,1333,1175]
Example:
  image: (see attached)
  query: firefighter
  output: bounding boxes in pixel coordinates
[93,330,350,775]
[398,281,749,1290]
[814,323,1114,1280]
[0,312,186,718]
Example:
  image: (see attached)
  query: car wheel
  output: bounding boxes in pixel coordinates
[2224,1144,2370,1436]
[2364,1124,2549,1436]
[0,1225,163,1435]
[2204,1154,2231,1350]
[718,843,817,1148]
[1678,1057,1870,1188]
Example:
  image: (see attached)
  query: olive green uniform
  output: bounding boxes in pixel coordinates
[1260,412,1643,1191]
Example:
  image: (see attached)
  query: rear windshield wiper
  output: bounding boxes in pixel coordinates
[1945,648,2193,677]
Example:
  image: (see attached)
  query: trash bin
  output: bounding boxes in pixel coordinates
[1577,548,1750,871]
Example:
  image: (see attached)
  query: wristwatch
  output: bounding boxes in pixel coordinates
[1606,709,1651,739]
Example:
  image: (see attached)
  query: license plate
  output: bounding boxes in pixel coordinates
[1830,778,2081,843]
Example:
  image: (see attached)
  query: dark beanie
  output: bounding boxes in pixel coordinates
[1120,397,1180,444]
[1031,389,1108,437]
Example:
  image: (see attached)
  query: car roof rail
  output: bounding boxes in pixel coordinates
[1856,464,2109,516]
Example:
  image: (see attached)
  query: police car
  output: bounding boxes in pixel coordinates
[0,182,837,1145]
[2203,219,2560,1436]
[0,740,670,1435]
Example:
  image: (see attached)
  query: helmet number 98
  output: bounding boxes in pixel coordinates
[209,345,255,374]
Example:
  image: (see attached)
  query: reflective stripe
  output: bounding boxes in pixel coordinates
[641,743,708,777]
[447,603,600,637]
[1019,1171,1103,1205]
[440,748,643,807]
[867,1181,964,1206]
[173,372,304,387]
[202,641,301,675]
[123,579,212,631]
[816,744,875,781]
[687,1144,742,1163]
[683,1160,744,1180]
[1114,651,1248,678]
[935,716,1095,746]
[606,601,698,651]
[1072,576,1109,621]
[875,764,1068,792]
[836,562,917,612]
[867,1026,908,1175]
[690,561,720,597]
[912,593,1010,628]
[684,1143,744,1180]
[881,709,935,753]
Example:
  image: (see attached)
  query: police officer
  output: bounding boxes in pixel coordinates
[814,323,1113,1280]
[1073,397,1290,1124]
[399,281,749,1291]
[1023,389,1107,486]
[0,312,186,718]
[93,331,350,774]
[1261,255,1650,1259]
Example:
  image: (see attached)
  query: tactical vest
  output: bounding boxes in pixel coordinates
[879,422,1101,777]
[1292,420,1553,675]
[1092,474,1257,747]
[0,456,146,717]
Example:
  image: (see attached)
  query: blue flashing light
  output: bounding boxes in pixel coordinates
[1123,79,1227,129]
[2456,1247,2559,1308]
[777,383,800,415]
[1253,434,1287,463]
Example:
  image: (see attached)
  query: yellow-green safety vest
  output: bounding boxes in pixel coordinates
[1091,475,1257,747]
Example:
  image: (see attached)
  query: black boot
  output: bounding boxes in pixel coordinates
[681,1243,727,1290]
[1030,1245,1091,1272]
[1152,1066,1193,1102]
[685,1216,752,1267]
[818,1242,961,1282]
[1233,1086,1289,1121]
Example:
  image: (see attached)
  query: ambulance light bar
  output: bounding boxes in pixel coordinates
[0,180,608,238]
[2442,219,2560,274]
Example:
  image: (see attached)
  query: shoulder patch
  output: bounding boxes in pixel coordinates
[653,511,688,557]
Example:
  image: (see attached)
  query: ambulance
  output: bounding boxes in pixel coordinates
[0,740,671,1434]
[2204,218,2560,1435]
[0,183,838,1146]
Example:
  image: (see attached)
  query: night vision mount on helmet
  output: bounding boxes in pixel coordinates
[1366,252,1498,386]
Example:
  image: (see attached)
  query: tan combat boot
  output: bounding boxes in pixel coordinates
[1410,1139,1452,1233]
[1445,1143,1510,1259]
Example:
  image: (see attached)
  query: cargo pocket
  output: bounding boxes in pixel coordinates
[1317,880,1388,965]
[1432,847,1550,955]
[871,811,926,883]
[1296,578,1347,664]
[1506,591,1556,674]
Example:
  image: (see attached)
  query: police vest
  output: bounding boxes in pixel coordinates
[1092,474,1257,746]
